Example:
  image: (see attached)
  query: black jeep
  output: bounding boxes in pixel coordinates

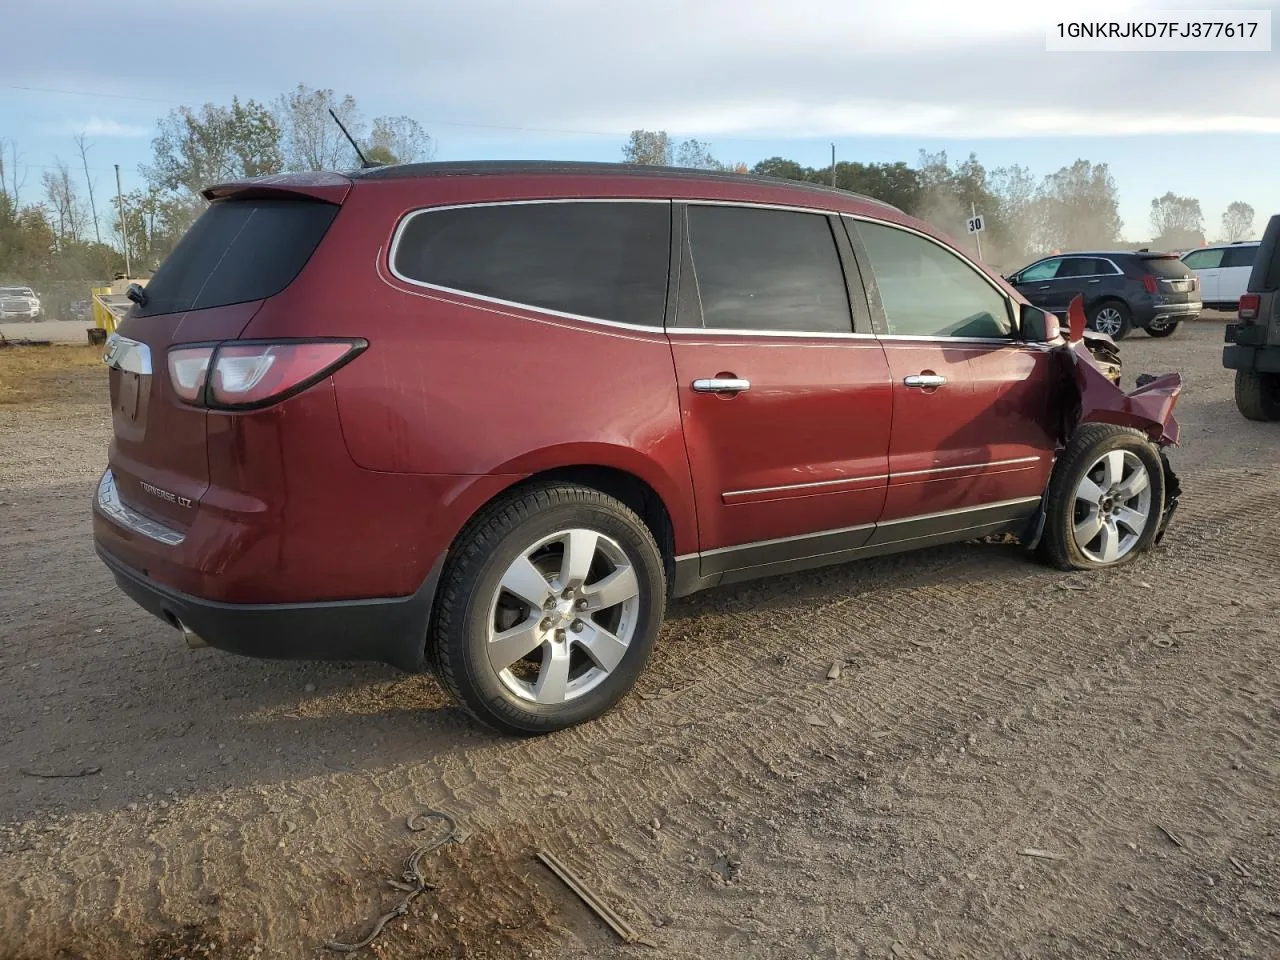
[1223,214,1280,421]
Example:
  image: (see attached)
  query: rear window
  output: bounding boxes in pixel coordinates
[1222,245,1260,269]
[136,199,339,317]
[1139,256,1194,279]
[392,201,671,327]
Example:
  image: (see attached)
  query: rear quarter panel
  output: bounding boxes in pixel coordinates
[240,179,699,555]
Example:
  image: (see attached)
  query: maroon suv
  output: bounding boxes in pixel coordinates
[94,162,1184,734]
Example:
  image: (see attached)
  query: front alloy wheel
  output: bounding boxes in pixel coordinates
[1039,423,1166,570]
[432,484,666,735]
[1071,450,1152,564]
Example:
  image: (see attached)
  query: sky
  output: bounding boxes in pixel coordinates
[2,0,1278,244]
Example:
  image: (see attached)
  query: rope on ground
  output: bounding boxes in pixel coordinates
[323,809,462,953]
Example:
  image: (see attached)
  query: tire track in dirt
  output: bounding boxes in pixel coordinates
[5,466,1279,958]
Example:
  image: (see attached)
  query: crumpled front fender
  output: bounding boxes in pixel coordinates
[1063,295,1182,447]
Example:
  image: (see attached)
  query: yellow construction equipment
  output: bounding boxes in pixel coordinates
[88,276,147,345]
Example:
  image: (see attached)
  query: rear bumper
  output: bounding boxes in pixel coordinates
[1223,344,1280,373]
[97,544,443,672]
[1133,300,1201,328]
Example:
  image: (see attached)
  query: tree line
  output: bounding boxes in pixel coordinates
[624,129,1256,270]
[0,105,1260,319]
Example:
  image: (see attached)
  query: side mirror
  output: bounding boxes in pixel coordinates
[1020,304,1060,343]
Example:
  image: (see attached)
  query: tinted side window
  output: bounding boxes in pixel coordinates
[685,206,851,333]
[1019,259,1062,282]
[1182,248,1224,269]
[855,220,1012,339]
[393,201,670,326]
[1223,245,1260,268]
[1056,258,1100,279]
[138,200,339,317]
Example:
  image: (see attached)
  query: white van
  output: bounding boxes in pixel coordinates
[1181,242,1260,311]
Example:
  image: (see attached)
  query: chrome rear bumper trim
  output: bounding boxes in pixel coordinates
[96,470,185,546]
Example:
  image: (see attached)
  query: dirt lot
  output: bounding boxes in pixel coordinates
[2,318,1278,960]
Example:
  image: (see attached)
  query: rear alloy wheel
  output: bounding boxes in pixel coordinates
[1235,369,1280,421]
[1088,302,1132,340]
[1145,318,1180,338]
[1040,424,1165,570]
[431,484,666,735]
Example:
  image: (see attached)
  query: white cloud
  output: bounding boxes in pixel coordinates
[43,117,151,138]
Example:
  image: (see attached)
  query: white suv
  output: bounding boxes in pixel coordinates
[1181,242,1260,311]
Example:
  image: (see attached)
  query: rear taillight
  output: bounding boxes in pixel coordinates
[168,346,214,402]
[1239,293,1260,322]
[1142,274,1159,294]
[167,339,366,409]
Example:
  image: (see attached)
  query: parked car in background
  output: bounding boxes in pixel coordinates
[0,286,41,320]
[1007,251,1200,339]
[1223,215,1280,420]
[93,162,1184,735]
[1181,241,1259,312]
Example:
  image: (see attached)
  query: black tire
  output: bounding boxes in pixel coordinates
[1087,300,1132,340]
[1039,424,1166,571]
[1145,320,1180,338]
[1235,370,1280,422]
[431,483,666,735]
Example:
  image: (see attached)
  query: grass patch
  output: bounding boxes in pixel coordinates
[0,344,106,405]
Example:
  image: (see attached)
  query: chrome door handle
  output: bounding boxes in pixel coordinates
[1087,279,1101,284]
[1037,285,1051,291]
[904,374,947,388]
[692,378,751,394]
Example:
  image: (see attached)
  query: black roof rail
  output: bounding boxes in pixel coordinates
[347,160,902,212]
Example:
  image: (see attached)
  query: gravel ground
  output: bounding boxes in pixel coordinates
[1,317,1278,959]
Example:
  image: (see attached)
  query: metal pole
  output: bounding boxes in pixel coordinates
[830,143,837,187]
[971,200,983,261]
[115,164,132,277]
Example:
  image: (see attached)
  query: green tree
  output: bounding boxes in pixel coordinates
[674,138,720,170]
[367,115,435,165]
[145,97,283,198]
[751,156,809,181]
[622,129,672,165]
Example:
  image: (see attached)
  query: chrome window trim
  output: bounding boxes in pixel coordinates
[95,470,185,546]
[841,213,1020,340]
[385,196,1029,341]
[387,198,673,333]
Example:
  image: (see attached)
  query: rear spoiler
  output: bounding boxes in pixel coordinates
[202,172,352,205]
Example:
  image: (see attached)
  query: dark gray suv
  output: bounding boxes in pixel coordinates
[1008,251,1200,340]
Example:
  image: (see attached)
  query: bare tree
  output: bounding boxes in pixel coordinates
[276,85,363,171]
[1221,201,1255,242]
[41,160,85,248]
[74,133,102,244]
[1,139,28,208]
